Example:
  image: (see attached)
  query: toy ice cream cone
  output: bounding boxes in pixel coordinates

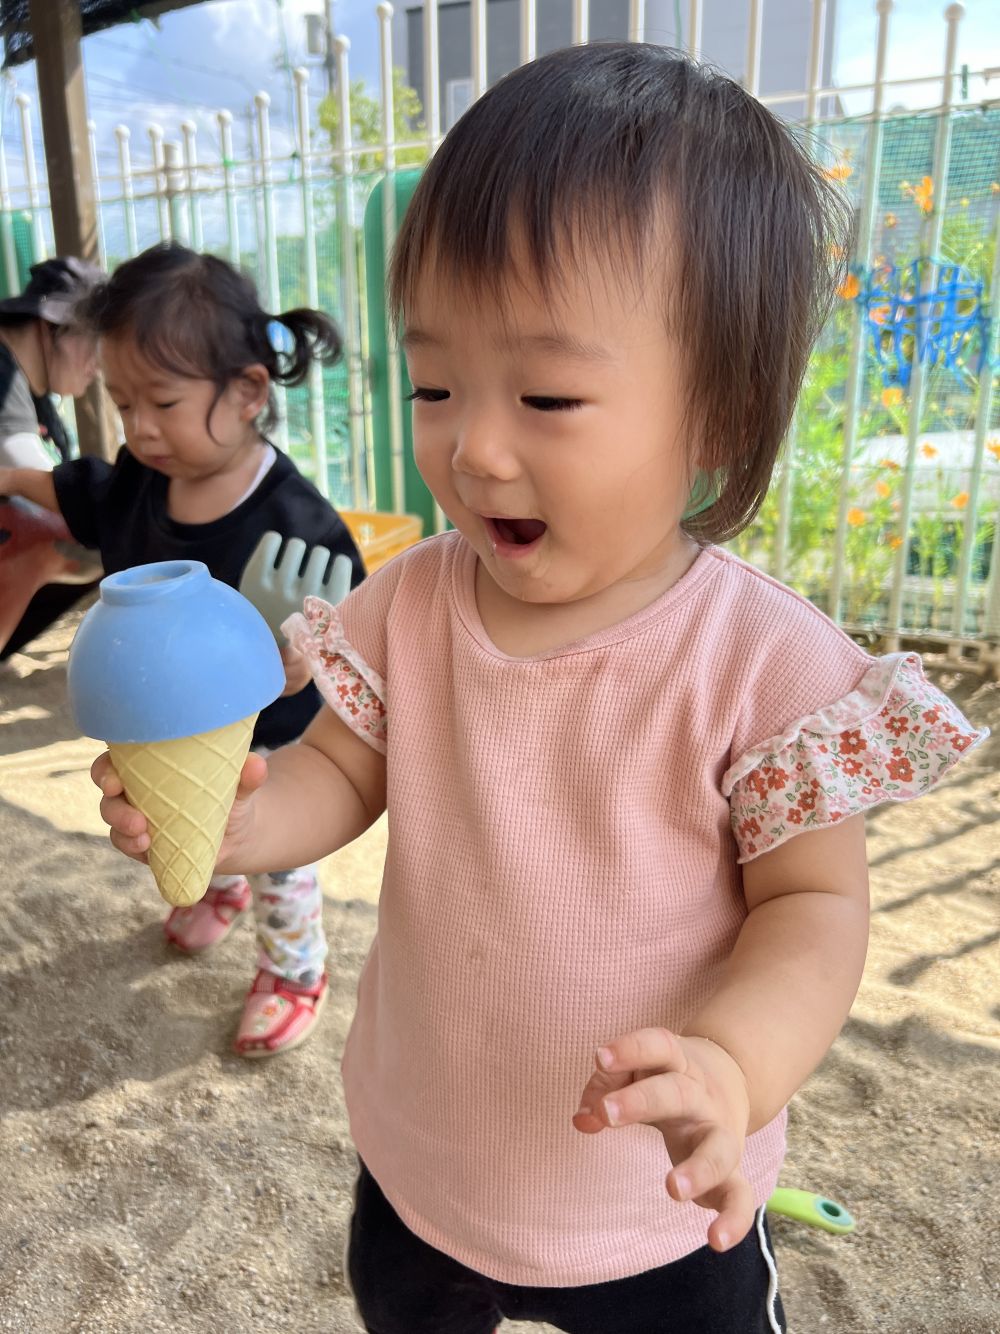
[107,717,258,907]
[67,560,284,907]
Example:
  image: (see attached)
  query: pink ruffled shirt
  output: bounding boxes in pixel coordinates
[285,533,985,1287]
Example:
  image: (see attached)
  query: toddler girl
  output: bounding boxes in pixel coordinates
[94,48,985,1332]
[1,242,364,1058]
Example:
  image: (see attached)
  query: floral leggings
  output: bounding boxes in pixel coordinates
[206,865,327,986]
[209,742,327,987]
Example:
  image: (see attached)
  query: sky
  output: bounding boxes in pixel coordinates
[1,0,998,211]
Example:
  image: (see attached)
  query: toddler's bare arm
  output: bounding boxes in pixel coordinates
[574,816,869,1251]
[232,705,386,871]
[684,813,870,1130]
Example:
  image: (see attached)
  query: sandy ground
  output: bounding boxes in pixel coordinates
[0,604,997,1334]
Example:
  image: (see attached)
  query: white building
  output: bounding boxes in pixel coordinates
[397,0,841,130]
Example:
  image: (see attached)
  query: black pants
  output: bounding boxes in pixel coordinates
[0,581,97,660]
[347,1162,786,1334]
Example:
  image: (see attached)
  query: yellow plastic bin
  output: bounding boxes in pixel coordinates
[342,510,424,574]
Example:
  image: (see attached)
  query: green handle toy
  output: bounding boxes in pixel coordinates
[766,1188,856,1235]
[239,532,353,642]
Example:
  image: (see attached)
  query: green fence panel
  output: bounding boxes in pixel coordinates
[0,211,38,298]
[363,169,434,529]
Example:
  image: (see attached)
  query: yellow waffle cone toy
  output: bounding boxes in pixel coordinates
[67,561,285,909]
[108,714,258,907]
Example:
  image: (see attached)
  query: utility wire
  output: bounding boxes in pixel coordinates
[90,33,261,93]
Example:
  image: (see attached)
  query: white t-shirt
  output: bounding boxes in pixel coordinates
[2,430,54,470]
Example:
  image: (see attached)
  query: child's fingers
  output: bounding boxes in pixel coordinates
[596,1067,705,1130]
[594,1027,686,1078]
[278,644,311,695]
[99,790,149,844]
[575,1029,692,1133]
[108,826,151,862]
[90,751,122,797]
[572,1065,634,1133]
[666,1124,744,1208]
[93,751,149,860]
[235,751,268,801]
[702,1175,756,1253]
[669,1131,757,1253]
[571,1109,606,1134]
[667,1127,755,1251]
[93,751,262,867]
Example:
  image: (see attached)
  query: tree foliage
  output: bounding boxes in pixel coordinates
[318,68,429,174]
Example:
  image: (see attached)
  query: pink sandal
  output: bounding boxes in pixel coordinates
[164,878,252,954]
[234,970,328,1058]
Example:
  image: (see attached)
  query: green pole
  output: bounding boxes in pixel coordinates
[363,169,436,530]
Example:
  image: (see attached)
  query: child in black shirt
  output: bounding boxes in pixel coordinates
[0,243,364,1056]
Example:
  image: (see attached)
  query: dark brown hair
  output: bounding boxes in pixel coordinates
[81,242,342,437]
[390,43,851,541]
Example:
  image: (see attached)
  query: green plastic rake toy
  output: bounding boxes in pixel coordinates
[239,531,353,642]
[767,1188,856,1235]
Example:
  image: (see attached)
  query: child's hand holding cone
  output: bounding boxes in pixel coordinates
[92,747,268,880]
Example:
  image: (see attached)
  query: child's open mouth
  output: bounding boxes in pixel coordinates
[486,516,547,553]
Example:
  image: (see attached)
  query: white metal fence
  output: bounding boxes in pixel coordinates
[1,0,998,654]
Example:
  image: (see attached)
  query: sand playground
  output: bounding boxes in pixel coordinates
[0,604,997,1334]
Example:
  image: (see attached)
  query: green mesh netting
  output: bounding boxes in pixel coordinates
[731,107,1000,638]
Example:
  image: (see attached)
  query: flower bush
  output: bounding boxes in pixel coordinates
[731,199,999,633]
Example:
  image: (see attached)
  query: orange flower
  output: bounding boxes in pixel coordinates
[911,176,934,213]
[875,480,891,498]
[992,182,1000,195]
[879,458,901,471]
[951,492,969,510]
[824,162,852,181]
[847,507,867,527]
[986,439,1000,462]
[838,273,860,300]
[883,212,898,228]
[888,535,903,550]
[871,304,890,325]
[881,386,903,408]
[920,442,938,459]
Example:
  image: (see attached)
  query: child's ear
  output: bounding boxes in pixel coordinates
[236,364,270,420]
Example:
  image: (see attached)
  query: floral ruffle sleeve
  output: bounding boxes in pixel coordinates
[722,652,987,863]
[282,596,387,753]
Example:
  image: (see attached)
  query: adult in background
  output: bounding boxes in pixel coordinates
[0,257,103,658]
